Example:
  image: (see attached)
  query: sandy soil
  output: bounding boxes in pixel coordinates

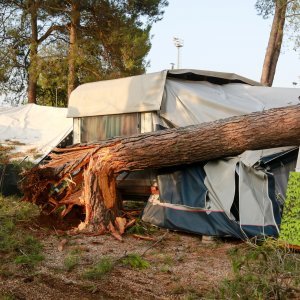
[0,218,240,300]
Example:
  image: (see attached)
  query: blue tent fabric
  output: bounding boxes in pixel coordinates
[157,164,207,208]
[142,149,297,239]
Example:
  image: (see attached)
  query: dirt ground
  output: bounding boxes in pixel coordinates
[0,215,241,300]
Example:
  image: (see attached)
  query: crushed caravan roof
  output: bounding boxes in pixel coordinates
[67,69,300,122]
[67,69,260,118]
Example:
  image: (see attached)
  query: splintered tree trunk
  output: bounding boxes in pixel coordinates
[79,158,120,233]
[260,0,287,86]
[22,105,300,237]
[78,105,300,233]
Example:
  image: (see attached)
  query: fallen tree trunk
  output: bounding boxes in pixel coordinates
[22,105,300,237]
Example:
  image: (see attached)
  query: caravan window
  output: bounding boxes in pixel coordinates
[80,113,140,143]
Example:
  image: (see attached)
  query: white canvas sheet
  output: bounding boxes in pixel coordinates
[161,79,300,127]
[204,158,238,219]
[67,71,167,118]
[0,104,72,163]
[239,163,279,231]
[67,69,300,124]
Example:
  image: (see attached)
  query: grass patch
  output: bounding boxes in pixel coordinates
[0,195,39,222]
[14,235,44,267]
[160,264,171,273]
[126,219,158,235]
[212,239,300,300]
[121,253,150,269]
[83,257,113,279]
[64,249,81,271]
[162,254,173,265]
[182,293,200,300]
[157,253,174,273]
[171,285,186,295]
[0,292,15,300]
[0,195,43,269]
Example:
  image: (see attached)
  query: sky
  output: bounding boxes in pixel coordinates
[146,0,300,87]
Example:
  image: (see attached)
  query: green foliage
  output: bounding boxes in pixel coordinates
[280,172,300,246]
[14,241,44,267]
[213,239,300,299]
[121,253,150,269]
[127,218,158,235]
[255,0,300,49]
[0,195,43,268]
[83,257,113,279]
[0,195,39,222]
[127,223,147,235]
[37,44,69,107]
[64,249,82,271]
[0,0,169,105]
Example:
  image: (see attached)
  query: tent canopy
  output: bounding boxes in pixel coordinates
[0,104,72,163]
[67,69,300,122]
[67,71,167,118]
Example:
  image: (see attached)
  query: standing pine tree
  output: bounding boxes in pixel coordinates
[256,0,300,86]
[0,0,168,106]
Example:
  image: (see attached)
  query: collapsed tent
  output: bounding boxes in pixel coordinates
[0,104,72,195]
[68,69,299,135]
[0,104,73,163]
[143,147,298,238]
[68,69,300,238]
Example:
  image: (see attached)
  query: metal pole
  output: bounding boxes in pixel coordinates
[173,37,184,69]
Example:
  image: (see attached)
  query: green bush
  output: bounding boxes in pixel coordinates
[280,172,300,246]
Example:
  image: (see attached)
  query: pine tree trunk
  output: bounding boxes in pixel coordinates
[68,0,80,99]
[28,2,38,104]
[261,0,287,86]
[22,105,300,236]
[81,105,299,232]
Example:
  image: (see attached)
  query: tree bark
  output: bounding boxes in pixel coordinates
[22,105,300,236]
[28,1,39,104]
[260,0,287,87]
[68,0,80,99]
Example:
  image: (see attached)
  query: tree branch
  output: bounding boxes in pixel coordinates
[38,24,66,44]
